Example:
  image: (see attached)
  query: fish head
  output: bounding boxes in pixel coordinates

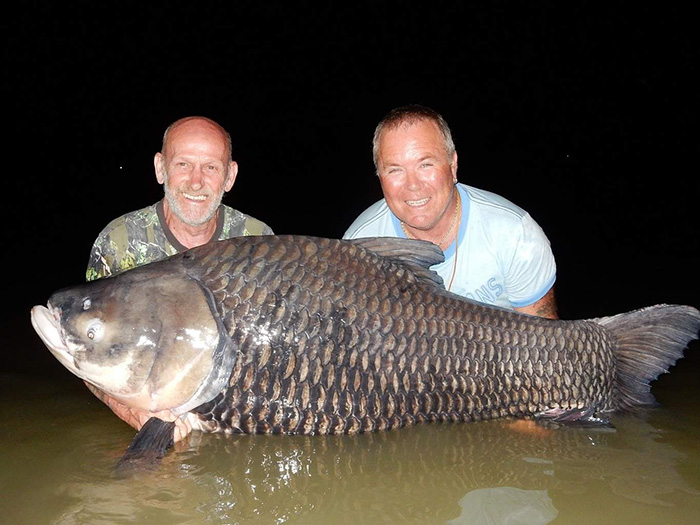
[31,267,226,414]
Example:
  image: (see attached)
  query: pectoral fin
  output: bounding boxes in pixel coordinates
[114,417,176,475]
[535,407,614,428]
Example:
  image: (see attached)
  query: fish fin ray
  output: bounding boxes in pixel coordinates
[535,407,612,427]
[593,304,700,410]
[349,237,446,288]
[114,417,175,475]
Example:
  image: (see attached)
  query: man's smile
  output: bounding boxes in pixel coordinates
[405,197,430,207]
[181,192,208,202]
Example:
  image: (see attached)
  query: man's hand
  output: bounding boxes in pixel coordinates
[84,381,193,443]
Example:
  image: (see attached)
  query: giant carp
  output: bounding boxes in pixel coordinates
[30,235,700,465]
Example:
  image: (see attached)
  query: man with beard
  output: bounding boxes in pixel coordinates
[83,116,272,441]
[86,116,273,281]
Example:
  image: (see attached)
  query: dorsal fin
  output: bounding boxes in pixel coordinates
[348,237,446,288]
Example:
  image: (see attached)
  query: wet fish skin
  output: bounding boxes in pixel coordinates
[176,235,684,435]
[32,235,700,441]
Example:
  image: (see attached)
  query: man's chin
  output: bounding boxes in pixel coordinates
[169,200,219,227]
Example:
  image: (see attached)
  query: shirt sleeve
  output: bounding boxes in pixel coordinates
[343,200,394,239]
[85,235,117,281]
[251,218,274,236]
[85,223,137,281]
[503,214,557,307]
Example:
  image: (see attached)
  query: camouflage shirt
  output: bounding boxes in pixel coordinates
[86,200,273,281]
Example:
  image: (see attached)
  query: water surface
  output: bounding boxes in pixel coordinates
[1,344,699,524]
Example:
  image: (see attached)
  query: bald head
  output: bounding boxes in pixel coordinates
[161,116,233,164]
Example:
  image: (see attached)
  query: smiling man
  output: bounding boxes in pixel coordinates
[83,116,273,441]
[86,116,273,281]
[344,105,558,318]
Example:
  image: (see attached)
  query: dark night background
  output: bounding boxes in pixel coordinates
[3,3,698,372]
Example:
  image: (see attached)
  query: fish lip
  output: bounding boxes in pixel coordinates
[31,303,76,367]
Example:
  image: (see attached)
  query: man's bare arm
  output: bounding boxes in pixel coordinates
[84,381,193,442]
[514,286,558,319]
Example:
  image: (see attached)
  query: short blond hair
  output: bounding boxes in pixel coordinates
[372,105,456,172]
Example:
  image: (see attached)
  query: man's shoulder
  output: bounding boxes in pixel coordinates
[461,184,551,255]
[86,202,167,281]
[343,199,394,238]
[462,184,528,222]
[96,203,161,239]
[220,205,273,237]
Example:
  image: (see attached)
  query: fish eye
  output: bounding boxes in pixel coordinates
[86,320,104,342]
[82,298,91,310]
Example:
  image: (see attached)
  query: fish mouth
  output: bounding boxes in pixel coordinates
[31,304,79,373]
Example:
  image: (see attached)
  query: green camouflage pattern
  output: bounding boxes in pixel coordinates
[86,202,273,281]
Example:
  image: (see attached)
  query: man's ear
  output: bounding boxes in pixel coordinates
[225,161,239,192]
[154,152,166,184]
[451,151,458,183]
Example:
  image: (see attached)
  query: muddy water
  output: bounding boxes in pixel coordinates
[1,343,699,524]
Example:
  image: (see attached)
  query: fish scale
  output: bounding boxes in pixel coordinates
[187,236,618,435]
[31,234,700,467]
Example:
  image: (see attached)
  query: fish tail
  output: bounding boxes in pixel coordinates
[594,304,700,410]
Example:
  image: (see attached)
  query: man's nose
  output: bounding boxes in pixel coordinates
[405,168,421,190]
[189,165,204,189]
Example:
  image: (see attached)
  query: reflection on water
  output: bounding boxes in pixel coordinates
[1,349,699,524]
[448,487,557,524]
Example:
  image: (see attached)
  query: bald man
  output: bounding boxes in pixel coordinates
[83,117,273,440]
[86,115,273,281]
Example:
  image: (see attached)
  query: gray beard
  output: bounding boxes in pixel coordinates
[163,180,224,227]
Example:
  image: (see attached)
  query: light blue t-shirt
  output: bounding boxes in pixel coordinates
[343,184,556,310]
